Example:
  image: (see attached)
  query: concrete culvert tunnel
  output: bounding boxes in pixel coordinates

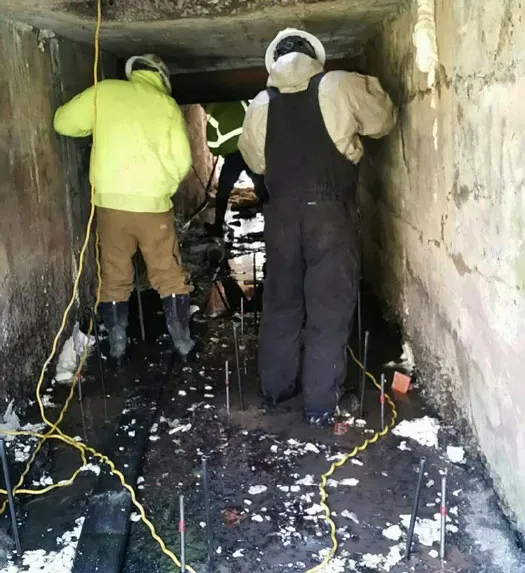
[0,0,524,571]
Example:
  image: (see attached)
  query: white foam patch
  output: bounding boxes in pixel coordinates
[296,475,315,486]
[341,510,359,524]
[400,513,457,546]
[392,416,440,448]
[327,478,359,488]
[360,544,404,572]
[79,463,101,476]
[0,517,85,572]
[248,485,267,495]
[55,323,94,383]
[447,445,466,464]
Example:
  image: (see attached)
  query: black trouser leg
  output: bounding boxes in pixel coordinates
[301,202,359,416]
[258,202,304,402]
[214,151,246,227]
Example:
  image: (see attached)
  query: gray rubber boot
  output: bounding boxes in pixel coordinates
[162,294,196,361]
[99,301,129,360]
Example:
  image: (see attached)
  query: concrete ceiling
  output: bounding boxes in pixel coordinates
[0,0,406,73]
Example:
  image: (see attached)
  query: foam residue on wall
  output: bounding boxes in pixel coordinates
[412,0,439,87]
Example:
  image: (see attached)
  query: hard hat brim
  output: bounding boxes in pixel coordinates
[125,54,172,94]
[265,28,326,73]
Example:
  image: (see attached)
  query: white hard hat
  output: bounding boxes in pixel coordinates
[265,28,326,73]
[125,54,172,94]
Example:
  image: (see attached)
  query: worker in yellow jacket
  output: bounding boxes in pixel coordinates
[54,54,195,362]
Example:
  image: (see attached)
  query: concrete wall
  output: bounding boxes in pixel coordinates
[360,0,525,530]
[174,104,214,219]
[0,20,115,399]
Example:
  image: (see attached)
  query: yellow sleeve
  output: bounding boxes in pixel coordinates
[168,103,192,189]
[53,85,96,137]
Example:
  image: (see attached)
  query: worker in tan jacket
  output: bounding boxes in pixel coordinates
[239,28,396,425]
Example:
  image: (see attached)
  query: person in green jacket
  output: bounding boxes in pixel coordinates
[54,54,196,363]
[203,101,267,238]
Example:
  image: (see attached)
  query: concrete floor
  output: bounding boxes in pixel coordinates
[1,201,524,573]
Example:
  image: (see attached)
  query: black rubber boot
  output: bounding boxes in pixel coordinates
[162,294,196,362]
[99,301,129,361]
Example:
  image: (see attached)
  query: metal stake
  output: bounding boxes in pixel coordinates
[357,287,363,364]
[201,457,213,565]
[240,298,244,337]
[440,470,448,566]
[77,373,88,442]
[233,324,245,410]
[359,330,370,419]
[405,456,427,561]
[134,256,146,343]
[91,306,108,422]
[225,360,230,418]
[0,440,22,556]
[252,252,258,328]
[380,373,385,431]
[179,494,186,572]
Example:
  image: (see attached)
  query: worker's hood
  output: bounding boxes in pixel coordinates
[129,70,170,94]
[267,52,325,93]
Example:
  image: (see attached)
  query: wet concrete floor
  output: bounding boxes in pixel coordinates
[1,193,524,573]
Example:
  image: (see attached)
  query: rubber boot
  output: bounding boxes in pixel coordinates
[99,301,129,361]
[162,294,196,362]
[305,391,360,427]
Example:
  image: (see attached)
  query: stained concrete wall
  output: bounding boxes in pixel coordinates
[174,104,214,219]
[360,0,525,530]
[0,20,116,399]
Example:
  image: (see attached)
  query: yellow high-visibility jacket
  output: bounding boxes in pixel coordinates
[203,101,247,157]
[54,71,191,213]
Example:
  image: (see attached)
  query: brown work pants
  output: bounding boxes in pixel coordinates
[97,207,192,302]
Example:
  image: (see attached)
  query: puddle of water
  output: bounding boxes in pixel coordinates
[226,211,264,240]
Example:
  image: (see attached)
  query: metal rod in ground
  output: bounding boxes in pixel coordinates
[357,287,363,364]
[91,306,108,422]
[240,298,244,337]
[380,373,385,431]
[77,374,88,442]
[0,440,22,557]
[405,456,427,561]
[134,257,146,342]
[233,324,245,410]
[359,330,370,419]
[201,456,213,565]
[252,252,258,328]
[179,494,186,572]
[440,470,448,566]
[225,360,230,418]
